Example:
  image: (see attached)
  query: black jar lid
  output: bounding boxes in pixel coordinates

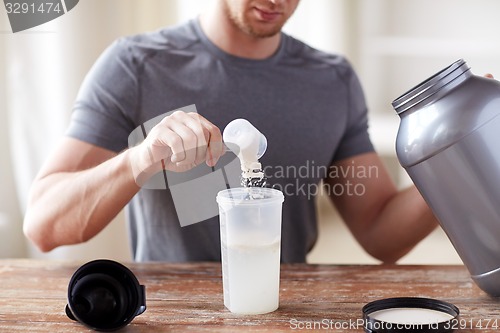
[362,297,459,333]
[65,259,146,331]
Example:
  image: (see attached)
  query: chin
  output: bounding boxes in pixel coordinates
[246,21,285,38]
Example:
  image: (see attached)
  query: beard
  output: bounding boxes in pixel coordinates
[230,16,284,38]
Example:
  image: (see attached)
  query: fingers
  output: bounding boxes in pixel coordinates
[485,73,495,79]
[159,112,204,166]
[191,113,224,167]
[145,110,224,172]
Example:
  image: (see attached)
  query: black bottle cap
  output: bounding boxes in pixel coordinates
[65,259,146,331]
[362,297,459,332]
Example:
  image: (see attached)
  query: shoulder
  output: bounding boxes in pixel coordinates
[108,20,200,63]
[281,33,356,80]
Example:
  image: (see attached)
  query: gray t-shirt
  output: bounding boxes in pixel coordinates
[66,19,374,262]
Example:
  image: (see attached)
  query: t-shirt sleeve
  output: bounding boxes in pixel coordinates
[332,64,375,162]
[66,38,139,152]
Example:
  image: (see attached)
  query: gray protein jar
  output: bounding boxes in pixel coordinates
[393,59,500,296]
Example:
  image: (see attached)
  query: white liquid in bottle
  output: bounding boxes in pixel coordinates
[223,239,281,314]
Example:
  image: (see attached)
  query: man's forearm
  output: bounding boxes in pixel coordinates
[363,186,438,263]
[24,149,140,252]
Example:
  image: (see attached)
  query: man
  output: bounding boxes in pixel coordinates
[23,0,437,262]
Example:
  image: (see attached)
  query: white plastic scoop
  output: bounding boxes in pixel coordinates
[223,119,267,186]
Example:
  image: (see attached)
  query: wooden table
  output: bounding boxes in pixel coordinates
[0,260,499,332]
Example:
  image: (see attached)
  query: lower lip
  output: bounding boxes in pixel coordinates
[254,8,282,22]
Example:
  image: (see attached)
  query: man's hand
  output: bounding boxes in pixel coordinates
[130,111,224,185]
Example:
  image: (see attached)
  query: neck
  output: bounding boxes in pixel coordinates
[199,2,282,60]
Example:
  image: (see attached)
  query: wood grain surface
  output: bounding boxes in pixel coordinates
[0,260,498,332]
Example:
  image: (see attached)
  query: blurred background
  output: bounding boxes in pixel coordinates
[1,0,499,263]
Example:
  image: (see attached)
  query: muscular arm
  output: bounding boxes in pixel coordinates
[24,111,223,252]
[24,138,138,252]
[325,152,438,263]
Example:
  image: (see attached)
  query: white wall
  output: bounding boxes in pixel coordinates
[1,0,183,260]
[308,0,500,264]
[0,10,26,258]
